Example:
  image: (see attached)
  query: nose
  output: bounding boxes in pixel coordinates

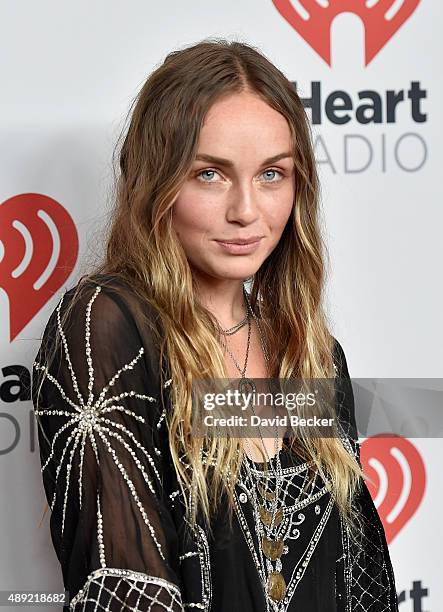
[226,182,260,225]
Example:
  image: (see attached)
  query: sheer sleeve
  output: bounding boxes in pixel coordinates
[31,281,184,611]
[332,337,399,611]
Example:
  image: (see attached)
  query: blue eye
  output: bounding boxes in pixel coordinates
[197,169,220,182]
[262,169,283,182]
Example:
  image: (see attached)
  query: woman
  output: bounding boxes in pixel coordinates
[32,39,399,611]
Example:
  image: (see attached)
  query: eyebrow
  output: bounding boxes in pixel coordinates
[194,152,293,167]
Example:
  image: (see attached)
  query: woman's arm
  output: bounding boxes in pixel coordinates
[32,282,184,611]
[332,337,399,611]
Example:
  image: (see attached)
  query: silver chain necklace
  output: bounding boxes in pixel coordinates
[218,298,252,378]
[218,315,249,336]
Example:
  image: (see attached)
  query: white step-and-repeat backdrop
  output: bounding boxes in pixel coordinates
[1,1,441,610]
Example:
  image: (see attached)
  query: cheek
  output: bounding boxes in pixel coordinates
[172,187,218,242]
[278,199,294,225]
[267,189,294,231]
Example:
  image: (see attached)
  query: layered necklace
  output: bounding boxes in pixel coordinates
[217,286,288,605]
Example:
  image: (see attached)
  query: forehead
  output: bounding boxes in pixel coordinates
[198,92,293,155]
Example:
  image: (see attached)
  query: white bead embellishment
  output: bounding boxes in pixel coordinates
[33,286,166,562]
[68,567,183,611]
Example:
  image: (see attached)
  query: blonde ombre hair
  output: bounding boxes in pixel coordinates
[37,38,365,538]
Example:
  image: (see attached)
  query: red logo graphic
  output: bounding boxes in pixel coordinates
[360,434,426,543]
[272,0,421,66]
[0,193,79,342]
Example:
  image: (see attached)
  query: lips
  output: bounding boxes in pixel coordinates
[214,237,263,255]
[215,236,263,245]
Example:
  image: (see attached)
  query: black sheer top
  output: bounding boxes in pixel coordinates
[31,274,399,611]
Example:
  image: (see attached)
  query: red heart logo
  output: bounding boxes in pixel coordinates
[0,193,79,342]
[360,434,426,543]
[272,0,421,66]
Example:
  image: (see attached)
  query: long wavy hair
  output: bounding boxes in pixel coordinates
[36,38,365,537]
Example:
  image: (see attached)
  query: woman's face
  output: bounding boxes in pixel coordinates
[172,90,295,282]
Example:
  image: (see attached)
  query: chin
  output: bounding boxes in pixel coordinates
[212,263,262,281]
[190,256,265,282]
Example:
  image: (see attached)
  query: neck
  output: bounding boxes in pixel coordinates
[193,272,248,329]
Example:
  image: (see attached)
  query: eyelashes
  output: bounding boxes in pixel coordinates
[195,168,285,184]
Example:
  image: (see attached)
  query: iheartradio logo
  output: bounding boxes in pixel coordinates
[0,193,79,342]
[272,0,421,66]
[361,434,426,543]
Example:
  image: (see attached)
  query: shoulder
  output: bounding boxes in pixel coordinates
[49,273,164,342]
[35,273,167,393]
[330,336,358,443]
[60,273,149,316]
[331,336,351,378]
[38,274,139,356]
